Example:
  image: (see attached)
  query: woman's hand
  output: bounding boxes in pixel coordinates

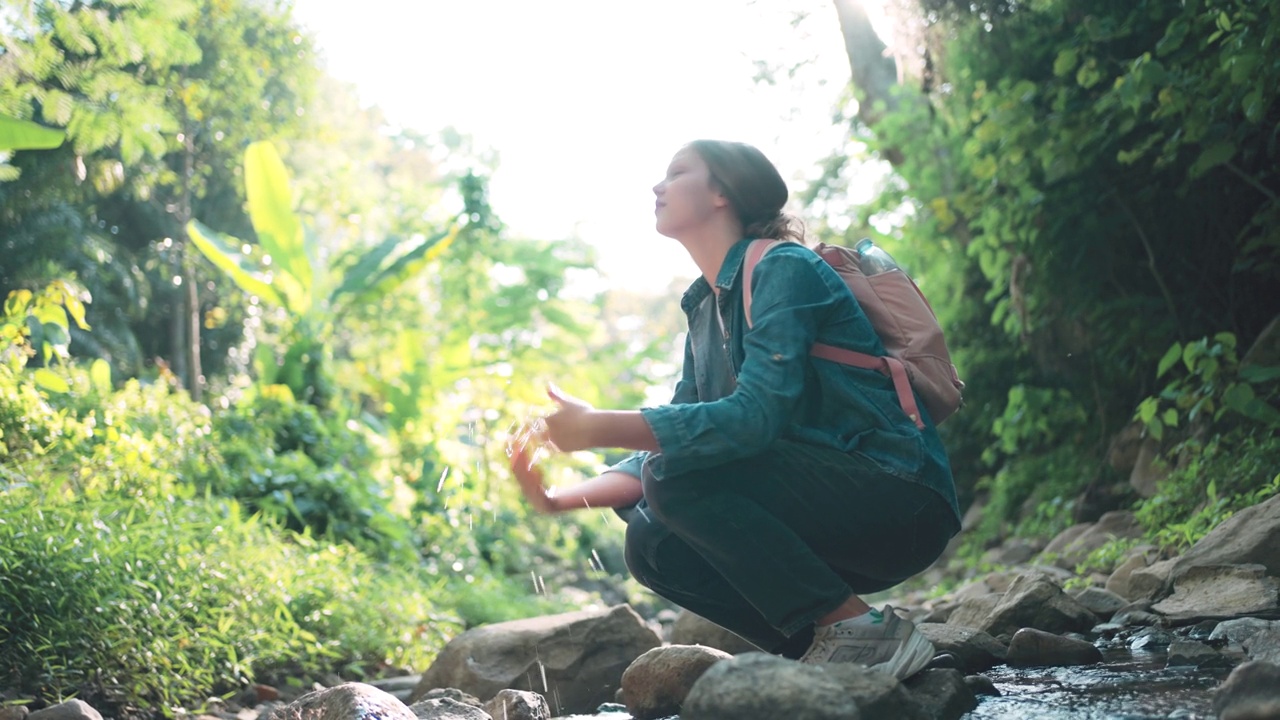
[542,384,598,453]
[508,436,558,514]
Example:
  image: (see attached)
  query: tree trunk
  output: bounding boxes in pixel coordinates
[831,0,900,125]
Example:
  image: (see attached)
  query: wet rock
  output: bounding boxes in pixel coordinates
[916,624,1008,673]
[1244,629,1280,665]
[1129,627,1174,652]
[1128,558,1179,601]
[1006,628,1102,667]
[1152,564,1280,622]
[481,690,548,720]
[1210,618,1280,649]
[409,604,660,715]
[266,683,415,720]
[1167,639,1232,669]
[408,697,490,720]
[925,652,961,670]
[670,610,760,655]
[1186,618,1222,642]
[26,702,101,720]
[1212,660,1280,720]
[820,665,929,720]
[963,675,1000,697]
[902,668,978,720]
[1071,587,1128,619]
[969,572,1098,637]
[1113,609,1165,628]
[1104,545,1159,600]
[620,644,731,719]
[368,676,423,704]
[1040,512,1145,570]
[680,653,863,720]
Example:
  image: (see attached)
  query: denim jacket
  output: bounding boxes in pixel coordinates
[610,238,961,523]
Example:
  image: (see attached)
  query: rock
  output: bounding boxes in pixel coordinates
[0,708,29,720]
[414,689,482,707]
[1152,564,1280,622]
[1211,618,1280,648]
[1106,422,1146,475]
[1129,627,1174,652]
[921,602,957,624]
[27,702,102,720]
[409,604,660,716]
[368,676,423,704]
[1071,587,1129,619]
[820,665,928,720]
[266,683,415,720]
[1167,639,1230,669]
[966,572,1097,637]
[1113,609,1165,628]
[481,690,548,720]
[963,675,1000,697]
[1105,549,1155,600]
[620,644,731,720]
[1040,512,1145,570]
[1174,494,1280,582]
[1244,629,1280,665]
[944,593,1003,632]
[1129,439,1169,498]
[408,697,490,720]
[982,538,1042,566]
[669,610,760,655]
[901,669,978,720]
[915,624,1008,674]
[1127,558,1179,601]
[1212,661,1280,720]
[680,653,862,720]
[1006,628,1102,667]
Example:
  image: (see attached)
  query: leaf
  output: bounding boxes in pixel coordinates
[0,115,65,151]
[243,141,311,295]
[1157,342,1182,378]
[90,359,112,392]
[33,368,69,393]
[4,289,33,318]
[1221,382,1255,413]
[1189,141,1236,178]
[1240,365,1280,383]
[330,225,459,309]
[187,220,285,307]
[1053,49,1078,78]
[1161,408,1178,427]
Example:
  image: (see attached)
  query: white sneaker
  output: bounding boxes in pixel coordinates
[798,606,935,680]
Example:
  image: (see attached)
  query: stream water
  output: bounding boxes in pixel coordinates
[550,648,1230,720]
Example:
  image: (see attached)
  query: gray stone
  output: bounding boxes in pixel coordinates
[1071,587,1128,619]
[963,675,1000,697]
[1127,558,1179,601]
[819,665,928,720]
[1244,629,1280,665]
[1129,627,1174,652]
[669,610,761,655]
[0,708,30,720]
[1174,494,1280,581]
[1152,564,1280,622]
[1113,609,1165,628]
[945,593,1003,632]
[480,690,548,720]
[1212,661,1280,720]
[26,702,101,720]
[1210,618,1280,648]
[916,623,1008,673]
[1129,439,1169,498]
[1039,512,1145,570]
[620,644,731,720]
[1006,628,1102,667]
[1167,639,1230,669]
[266,683,415,720]
[408,697,490,720]
[972,572,1097,637]
[368,676,424,704]
[414,689,481,708]
[680,653,861,720]
[901,669,978,720]
[409,604,660,716]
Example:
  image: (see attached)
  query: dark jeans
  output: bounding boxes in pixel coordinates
[622,439,957,659]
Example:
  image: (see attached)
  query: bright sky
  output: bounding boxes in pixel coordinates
[292,0,866,292]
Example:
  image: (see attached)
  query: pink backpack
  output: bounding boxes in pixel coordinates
[743,239,965,428]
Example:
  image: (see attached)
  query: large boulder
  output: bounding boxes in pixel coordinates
[915,624,1007,673]
[266,683,415,720]
[949,572,1096,638]
[1039,512,1145,570]
[409,604,660,716]
[1151,564,1280,623]
[620,644,731,720]
[1170,494,1280,585]
[680,654,863,720]
[1212,661,1280,720]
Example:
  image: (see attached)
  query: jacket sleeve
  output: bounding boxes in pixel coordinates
[639,247,845,477]
[606,332,698,480]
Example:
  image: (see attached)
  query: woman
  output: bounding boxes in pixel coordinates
[508,139,961,680]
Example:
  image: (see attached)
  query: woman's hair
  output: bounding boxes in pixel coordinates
[688,139,804,243]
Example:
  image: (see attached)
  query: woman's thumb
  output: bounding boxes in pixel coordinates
[547,382,575,406]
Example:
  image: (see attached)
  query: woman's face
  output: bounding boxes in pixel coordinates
[652,147,728,239]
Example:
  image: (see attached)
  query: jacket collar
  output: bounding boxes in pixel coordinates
[679,238,753,314]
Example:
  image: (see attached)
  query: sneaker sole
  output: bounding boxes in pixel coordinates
[869,629,935,680]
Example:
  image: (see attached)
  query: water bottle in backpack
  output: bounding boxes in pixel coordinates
[855,238,900,276]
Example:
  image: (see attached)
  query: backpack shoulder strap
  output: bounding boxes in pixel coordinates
[742,238,793,329]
